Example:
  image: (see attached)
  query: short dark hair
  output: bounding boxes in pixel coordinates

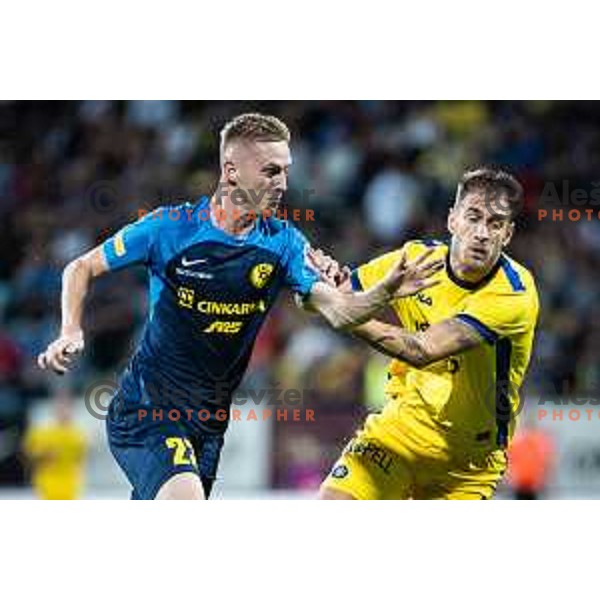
[220,113,290,160]
[455,165,524,220]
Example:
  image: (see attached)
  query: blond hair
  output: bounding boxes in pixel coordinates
[220,113,290,161]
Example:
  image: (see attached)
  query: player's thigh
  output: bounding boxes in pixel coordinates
[319,487,357,500]
[107,407,204,500]
[418,450,507,500]
[115,431,202,500]
[156,472,205,500]
[320,435,413,500]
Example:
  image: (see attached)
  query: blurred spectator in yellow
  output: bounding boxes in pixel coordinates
[23,390,88,499]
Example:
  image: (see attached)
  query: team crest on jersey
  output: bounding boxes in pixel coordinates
[249,263,274,289]
[331,465,349,479]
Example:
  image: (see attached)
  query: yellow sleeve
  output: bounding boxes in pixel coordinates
[457,280,539,342]
[350,249,404,291]
[350,240,443,291]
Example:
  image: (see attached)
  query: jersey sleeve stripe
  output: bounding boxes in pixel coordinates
[421,238,445,248]
[500,256,526,292]
[102,236,121,270]
[350,269,363,291]
[456,313,499,344]
[495,338,513,448]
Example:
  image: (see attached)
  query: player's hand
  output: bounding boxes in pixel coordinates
[307,248,351,288]
[37,330,85,375]
[382,248,444,298]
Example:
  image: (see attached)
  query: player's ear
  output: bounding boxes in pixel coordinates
[447,206,457,235]
[502,221,515,247]
[223,161,237,186]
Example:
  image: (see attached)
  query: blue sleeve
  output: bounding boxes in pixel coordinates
[284,227,320,296]
[350,268,363,291]
[102,209,162,271]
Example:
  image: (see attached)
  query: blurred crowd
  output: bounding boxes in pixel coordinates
[1,100,599,488]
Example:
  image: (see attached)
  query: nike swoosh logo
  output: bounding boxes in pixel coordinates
[181,257,208,267]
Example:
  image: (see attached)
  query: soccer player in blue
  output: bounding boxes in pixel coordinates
[37,113,443,500]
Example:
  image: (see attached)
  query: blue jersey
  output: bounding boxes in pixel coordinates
[102,197,319,433]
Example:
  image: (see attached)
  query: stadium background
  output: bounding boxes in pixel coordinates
[0,100,598,498]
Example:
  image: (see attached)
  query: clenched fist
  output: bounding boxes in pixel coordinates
[37,330,85,375]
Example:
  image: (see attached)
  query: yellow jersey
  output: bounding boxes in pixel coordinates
[351,239,539,448]
[23,423,88,500]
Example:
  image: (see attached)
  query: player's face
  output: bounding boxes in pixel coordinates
[448,192,514,274]
[224,140,291,213]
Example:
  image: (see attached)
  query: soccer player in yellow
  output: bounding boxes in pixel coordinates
[318,166,539,500]
[23,392,88,500]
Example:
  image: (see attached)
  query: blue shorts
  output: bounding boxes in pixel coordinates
[106,395,225,500]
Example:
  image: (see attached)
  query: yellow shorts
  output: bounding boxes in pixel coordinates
[321,402,507,500]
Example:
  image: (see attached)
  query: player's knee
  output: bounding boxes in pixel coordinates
[155,472,205,500]
[318,486,357,500]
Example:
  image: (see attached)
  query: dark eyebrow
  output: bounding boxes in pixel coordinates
[261,162,290,173]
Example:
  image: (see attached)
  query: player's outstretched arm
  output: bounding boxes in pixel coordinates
[37,246,109,375]
[350,317,484,368]
[303,249,443,330]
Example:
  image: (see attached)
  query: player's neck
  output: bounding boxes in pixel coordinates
[447,246,500,289]
[209,195,257,237]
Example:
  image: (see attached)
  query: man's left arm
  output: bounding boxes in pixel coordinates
[354,274,540,368]
[350,317,485,368]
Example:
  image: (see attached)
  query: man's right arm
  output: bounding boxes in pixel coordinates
[37,246,109,375]
[38,207,162,375]
[301,248,443,330]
